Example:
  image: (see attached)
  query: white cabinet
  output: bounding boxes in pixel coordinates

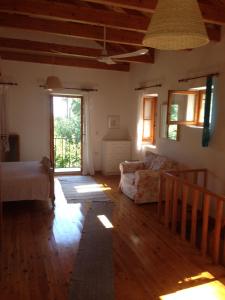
[102,140,131,175]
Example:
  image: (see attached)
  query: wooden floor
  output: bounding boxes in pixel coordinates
[1,175,225,300]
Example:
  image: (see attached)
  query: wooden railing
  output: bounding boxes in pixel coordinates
[54,137,81,169]
[0,164,2,250]
[158,169,225,264]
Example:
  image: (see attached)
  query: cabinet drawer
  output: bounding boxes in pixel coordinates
[102,140,131,174]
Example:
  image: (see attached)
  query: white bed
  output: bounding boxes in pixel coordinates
[1,159,55,204]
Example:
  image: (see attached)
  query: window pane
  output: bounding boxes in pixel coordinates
[168,125,178,141]
[170,104,179,121]
[161,104,167,138]
[169,92,197,123]
[186,94,196,121]
[143,120,151,139]
[170,94,187,122]
[144,100,151,119]
[198,92,206,124]
[199,99,205,124]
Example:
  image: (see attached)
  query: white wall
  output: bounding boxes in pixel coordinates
[3,60,131,170]
[129,29,225,194]
[4,28,225,189]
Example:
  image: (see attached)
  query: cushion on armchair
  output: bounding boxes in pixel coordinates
[143,151,157,169]
[150,155,178,171]
[119,161,145,174]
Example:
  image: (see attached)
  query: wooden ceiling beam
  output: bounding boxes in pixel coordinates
[198,1,225,26]
[0,0,223,37]
[82,0,225,26]
[0,12,145,46]
[0,37,154,63]
[82,0,156,12]
[0,50,130,72]
[0,0,149,32]
[206,25,221,42]
[0,11,220,49]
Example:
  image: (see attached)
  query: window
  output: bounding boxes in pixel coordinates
[196,90,206,126]
[161,103,179,141]
[142,96,157,144]
[168,124,179,141]
[167,89,206,126]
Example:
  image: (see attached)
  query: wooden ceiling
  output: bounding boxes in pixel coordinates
[0,0,224,72]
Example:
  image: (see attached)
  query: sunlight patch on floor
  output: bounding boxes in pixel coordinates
[75,183,111,193]
[178,272,215,284]
[53,178,85,245]
[97,215,114,229]
[161,277,225,300]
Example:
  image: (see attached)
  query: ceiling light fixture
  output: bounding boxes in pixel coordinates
[45,75,62,91]
[45,54,63,91]
[143,0,209,50]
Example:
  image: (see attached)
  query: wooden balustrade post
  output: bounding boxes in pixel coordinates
[157,173,164,219]
[193,171,198,185]
[165,178,172,228]
[213,199,223,264]
[183,172,188,182]
[181,184,188,241]
[223,220,225,265]
[191,189,200,247]
[172,180,179,233]
[201,194,210,257]
[203,170,208,189]
[0,164,2,251]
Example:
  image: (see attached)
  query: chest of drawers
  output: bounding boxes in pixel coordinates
[102,140,131,175]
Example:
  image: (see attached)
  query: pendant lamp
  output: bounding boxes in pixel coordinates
[143,0,209,50]
[45,75,62,91]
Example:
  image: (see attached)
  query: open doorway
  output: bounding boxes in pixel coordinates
[50,95,83,175]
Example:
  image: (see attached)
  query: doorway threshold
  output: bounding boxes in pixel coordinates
[54,167,81,176]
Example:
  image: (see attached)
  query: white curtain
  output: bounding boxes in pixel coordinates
[82,93,95,175]
[0,85,9,160]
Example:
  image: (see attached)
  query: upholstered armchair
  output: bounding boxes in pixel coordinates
[119,151,178,204]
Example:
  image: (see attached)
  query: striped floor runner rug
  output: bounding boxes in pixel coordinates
[69,201,114,300]
[58,176,109,203]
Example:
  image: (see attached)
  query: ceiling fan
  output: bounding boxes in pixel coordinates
[51,27,149,65]
[96,27,149,65]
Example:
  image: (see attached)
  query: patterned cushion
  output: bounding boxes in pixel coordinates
[150,156,164,171]
[120,161,145,174]
[143,151,157,169]
[150,156,177,171]
[162,160,178,171]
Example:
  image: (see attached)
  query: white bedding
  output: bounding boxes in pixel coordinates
[1,161,50,202]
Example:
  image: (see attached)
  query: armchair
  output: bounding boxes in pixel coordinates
[119,151,178,204]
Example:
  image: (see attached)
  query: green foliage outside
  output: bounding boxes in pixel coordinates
[168,104,178,140]
[168,125,178,141]
[170,104,179,121]
[54,98,81,168]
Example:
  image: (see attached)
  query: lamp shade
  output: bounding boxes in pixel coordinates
[46,76,62,91]
[143,0,209,50]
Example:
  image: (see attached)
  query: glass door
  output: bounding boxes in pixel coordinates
[51,95,83,174]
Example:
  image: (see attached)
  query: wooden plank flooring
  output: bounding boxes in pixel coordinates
[1,175,225,300]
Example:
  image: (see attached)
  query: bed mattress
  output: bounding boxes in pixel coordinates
[1,161,50,202]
